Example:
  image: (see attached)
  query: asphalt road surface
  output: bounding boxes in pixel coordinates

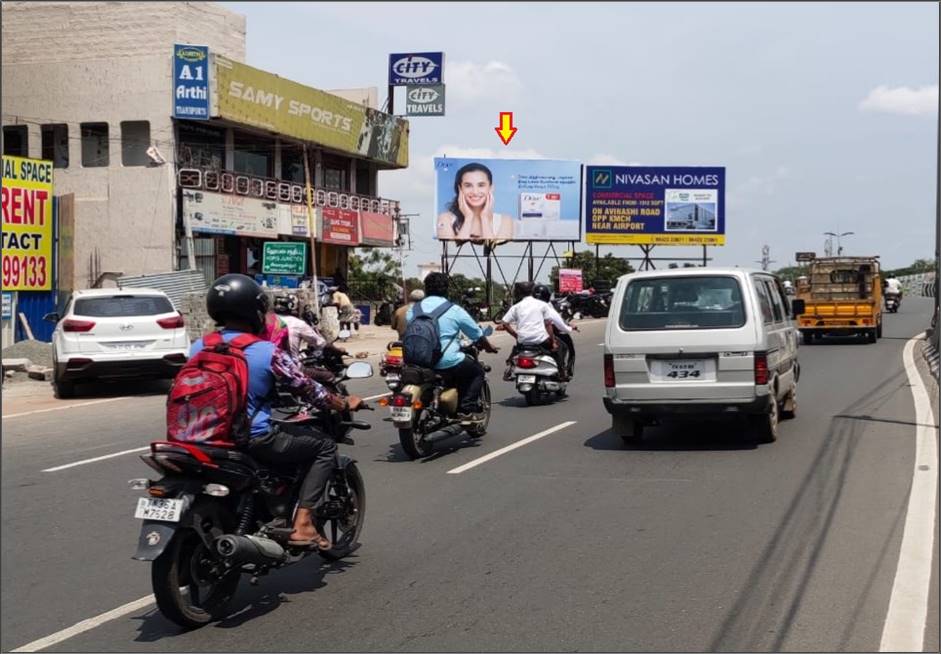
[2,299,938,652]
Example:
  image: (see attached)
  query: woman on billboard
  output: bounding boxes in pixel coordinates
[436,162,515,242]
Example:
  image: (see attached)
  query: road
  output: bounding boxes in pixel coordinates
[2,298,938,652]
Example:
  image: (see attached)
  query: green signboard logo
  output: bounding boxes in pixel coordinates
[262,242,307,276]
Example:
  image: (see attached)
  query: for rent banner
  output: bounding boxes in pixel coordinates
[584,166,726,245]
[2,155,54,290]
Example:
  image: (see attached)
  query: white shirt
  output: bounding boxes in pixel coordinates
[500,296,572,345]
[885,278,902,293]
[280,314,326,358]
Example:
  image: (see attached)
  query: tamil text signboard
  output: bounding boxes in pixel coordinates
[2,155,53,291]
[262,242,307,276]
[584,166,726,245]
[559,269,584,293]
[182,190,278,238]
[434,158,581,242]
[406,85,445,116]
[173,44,210,119]
[389,52,444,85]
[214,55,409,167]
[321,207,361,245]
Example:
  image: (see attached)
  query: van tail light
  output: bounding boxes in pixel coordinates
[515,356,537,369]
[604,354,615,388]
[754,352,769,385]
[63,319,95,332]
[391,394,410,407]
[157,313,185,329]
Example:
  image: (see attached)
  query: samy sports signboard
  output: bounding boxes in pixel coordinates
[2,155,53,290]
[584,166,726,245]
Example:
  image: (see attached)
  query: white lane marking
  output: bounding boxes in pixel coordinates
[363,391,391,401]
[879,334,938,652]
[10,594,155,652]
[3,396,131,419]
[447,421,576,474]
[42,447,150,473]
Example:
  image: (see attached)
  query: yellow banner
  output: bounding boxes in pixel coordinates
[2,155,54,291]
[214,55,408,168]
[586,233,726,246]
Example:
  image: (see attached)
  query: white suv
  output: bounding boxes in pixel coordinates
[46,288,189,398]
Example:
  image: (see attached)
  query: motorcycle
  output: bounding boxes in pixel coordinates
[510,328,570,406]
[462,287,487,322]
[384,327,494,460]
[885,292,901,313]
[551,294,575,322]
[379,341,404,391]
[129,362,374,628]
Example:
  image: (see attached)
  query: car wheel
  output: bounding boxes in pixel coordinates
[53,376,76,399]
[802,331,815,345]
[867,328,877,344]
[780,387,797,420]
[876,322,883,338]
[613,415,643,445]
[749,397,779,443]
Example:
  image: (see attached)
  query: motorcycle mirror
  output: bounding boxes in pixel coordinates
[482,326,494,337]
[345,361,374,379]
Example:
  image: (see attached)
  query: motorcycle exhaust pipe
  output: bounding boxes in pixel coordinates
[422,423,468,445]
[215,534,286,565]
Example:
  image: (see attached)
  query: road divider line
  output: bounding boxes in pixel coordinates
[363,391,391,401]
[10,594,155,652]
[42,447,150,473]
[879,334,938,652]
[447,421,577,475]
[3,396,131,419]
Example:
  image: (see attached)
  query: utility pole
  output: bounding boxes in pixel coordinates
[824,230,854,256]
[398,212,419,307]
[755,244,776,271]
[302,144,320,316]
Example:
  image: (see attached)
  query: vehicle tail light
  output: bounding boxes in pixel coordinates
[391,394,410,407]
[63,319,95,332]
[412,400,423,409]
[157,313,185,329]
[604,354,615,388]
[384,355,403,366]
[378,397,390,407]
[516,356,537,369]
[754,352,769,385]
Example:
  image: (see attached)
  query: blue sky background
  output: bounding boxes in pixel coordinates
[221,1,938,278]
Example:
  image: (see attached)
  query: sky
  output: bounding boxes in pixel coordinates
[221,1,939,279]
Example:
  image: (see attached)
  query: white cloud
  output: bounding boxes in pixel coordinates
[727,165,791,207]
[587,154,643,166]
[446,60,522,103]
[858,84,938,116]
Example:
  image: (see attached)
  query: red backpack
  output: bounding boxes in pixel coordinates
[166,332,260,445]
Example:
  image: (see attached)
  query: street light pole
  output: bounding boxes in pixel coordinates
[824,231,854,256]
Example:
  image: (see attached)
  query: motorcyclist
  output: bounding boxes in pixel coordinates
[391,289,425,339]
[499,282,574,381]
[884,277,903,307]
[272,293,348,384]
[194,274,364,551]
[406,272,499,422]
[533,284,577,379]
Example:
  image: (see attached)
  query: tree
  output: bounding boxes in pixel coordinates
[550,251,634,290]
[348,249,402,300]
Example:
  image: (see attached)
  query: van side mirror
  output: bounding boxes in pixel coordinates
[43,312,60,324]
[790,299,805,318]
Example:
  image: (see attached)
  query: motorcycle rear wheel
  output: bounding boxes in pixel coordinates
[152,528,240,629]
[399,416,433,460]
[318,463,366,560]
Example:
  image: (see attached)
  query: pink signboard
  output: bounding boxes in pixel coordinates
[559,268,583,293]
[360,211,395,246]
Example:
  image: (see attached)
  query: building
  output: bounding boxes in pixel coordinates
[1,1,407,298]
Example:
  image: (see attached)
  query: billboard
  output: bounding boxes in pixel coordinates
[434,158,581,242]
[262,242,307,276]
[182,190,279,237]
[406,85,445,116]
[2,155,54,291]
[360,211,396,246]
[389,52,444,85]
[321,207,361,245]
[173,44,210,120]
[214,55,409,167]
[584,166,726,245]
[559,269,584,293]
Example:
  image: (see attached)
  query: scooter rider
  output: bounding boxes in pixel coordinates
[195,274,365,551]
[884,276,903,308]
[533,283,577,379]
[499,282,574,381]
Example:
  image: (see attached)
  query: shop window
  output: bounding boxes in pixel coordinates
[81,122,109,167]
[41,124,69,168]
[233,130,273,177]
[121,121,151,167]
[280,144,306,184]
[177,121,225,170]
[356,162,372,196]
[3,125,28,156]
[322,155,349,191]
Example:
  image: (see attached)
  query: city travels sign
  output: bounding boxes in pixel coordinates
[173,44,210,120]
[584,166,726,245]
[405,85,445,116]
[2,155,53,291]
[262,242,307,276]
[388,52,444,85]
[214,55,409,167]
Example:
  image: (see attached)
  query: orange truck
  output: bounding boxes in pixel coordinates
[796,256,883,344]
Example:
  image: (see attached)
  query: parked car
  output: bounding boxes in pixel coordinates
[45,288,189,398]
[603,268,804,445]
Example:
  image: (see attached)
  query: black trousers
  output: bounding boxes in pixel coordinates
[245,425,337,510]
[557,332,575,376]
[438,357,485,413]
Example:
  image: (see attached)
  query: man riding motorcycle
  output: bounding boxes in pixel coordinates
[194,274,365,551]
[499,282,574,381]
[884,276,903,309]
[405,272,499,422]
[271,293,348,383]
[533,284,576,379]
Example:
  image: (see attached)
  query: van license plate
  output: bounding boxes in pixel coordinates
[134,497,183,522]
[665,360,704,379]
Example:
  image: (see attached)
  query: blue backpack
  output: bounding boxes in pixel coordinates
[403,300,453,368]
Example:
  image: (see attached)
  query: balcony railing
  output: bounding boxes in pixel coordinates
[176,167,401,217]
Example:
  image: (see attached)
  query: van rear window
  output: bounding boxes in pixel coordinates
[619,276,746,331]
[74,295,173,317]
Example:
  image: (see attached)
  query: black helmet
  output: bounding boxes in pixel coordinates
[206,274,269,334]
[533,284,551,302]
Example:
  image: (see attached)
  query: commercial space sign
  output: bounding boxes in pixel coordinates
[173,44,210,119]
[214,55,409,167]
[584,166,726,245]
[2,155,53,290]
[559,269,584,293]
[360,211,396,246]
[389,52,444,85]
[182,190,278,238]
[434,157,581,242]
[320,207,361,245]
[262,242,307,276]
[406,85,445,116]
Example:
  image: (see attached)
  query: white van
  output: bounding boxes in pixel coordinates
[603,268,804,444]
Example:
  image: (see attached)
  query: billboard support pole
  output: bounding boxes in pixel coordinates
[485,245,493,319]
[702,245,708,267]
[527,242,534,282]
[595,243,600,282]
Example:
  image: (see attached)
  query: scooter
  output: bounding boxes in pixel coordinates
[379,341,404,391]
[511,345,567,405]
[885,292,901,313]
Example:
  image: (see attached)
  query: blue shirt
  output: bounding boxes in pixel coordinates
[406,296,483,369]
[190,330,277,438]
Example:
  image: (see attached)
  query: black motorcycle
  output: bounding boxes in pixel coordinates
[129,362,374,628]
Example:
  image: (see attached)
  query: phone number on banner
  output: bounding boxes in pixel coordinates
[2,254,49,289]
